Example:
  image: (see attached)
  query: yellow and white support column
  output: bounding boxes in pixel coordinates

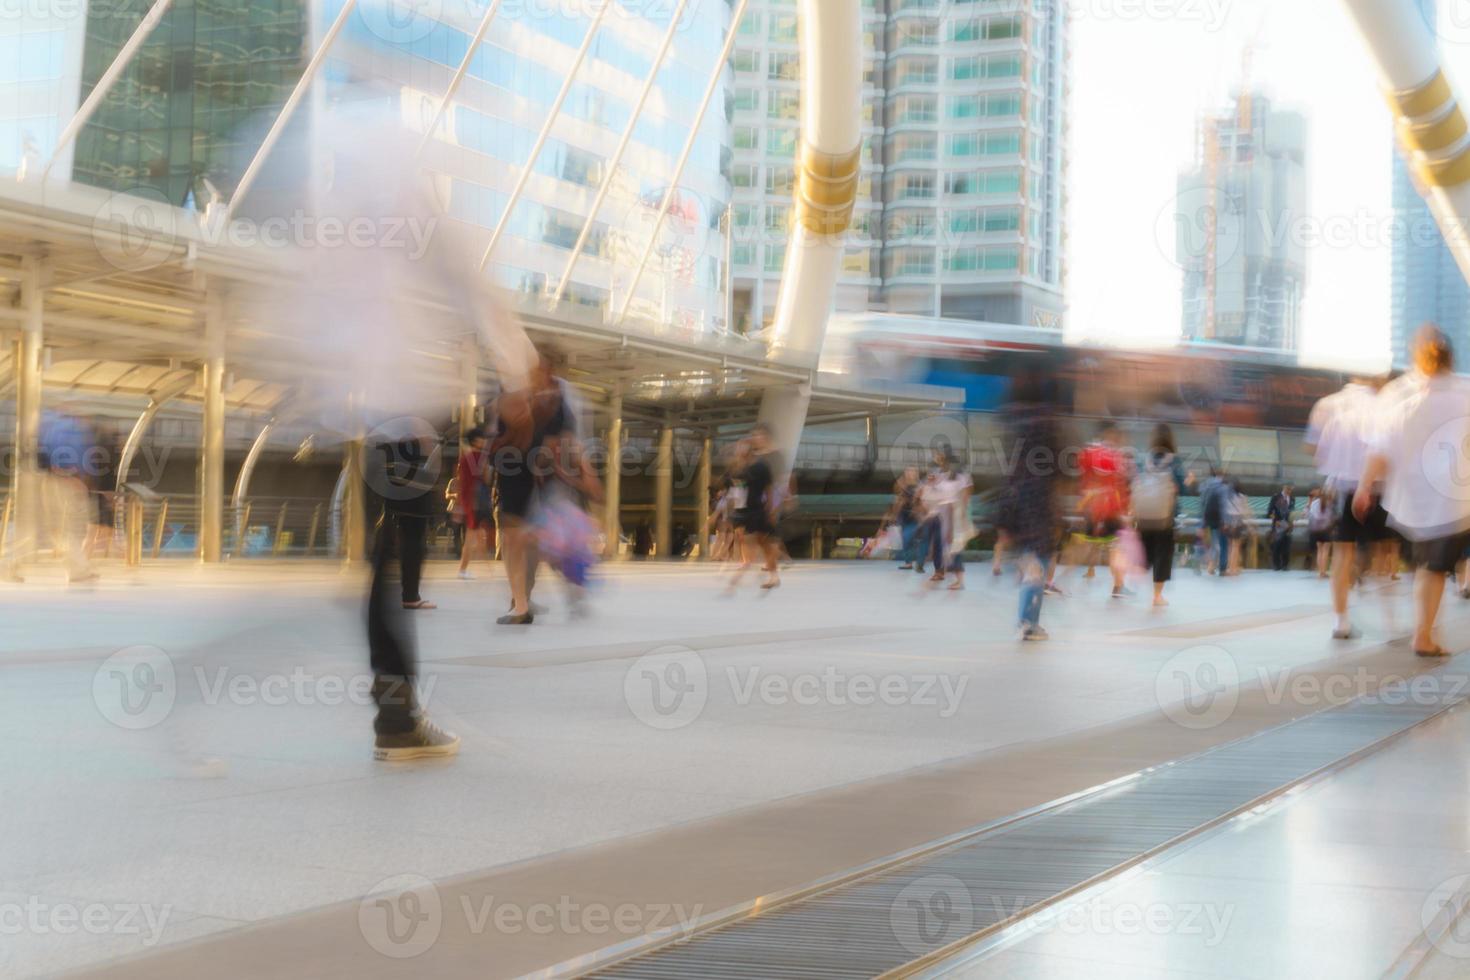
[757,0,863,469]
[603,388,624,559]
[5,257,44,575]
[654,421,674,560]
[198,289,227,563]
[1343,0,1470,280]
[694,433,712,560]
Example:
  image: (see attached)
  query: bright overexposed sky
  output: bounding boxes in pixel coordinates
[1067,0,1470,369]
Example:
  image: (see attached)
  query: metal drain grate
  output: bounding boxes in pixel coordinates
[584,683,1466,980]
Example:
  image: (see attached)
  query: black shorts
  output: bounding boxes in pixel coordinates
[498,470,535,520]
[1412,533,1470,574]
[736,507,774,536]
[1336,494,1389,545]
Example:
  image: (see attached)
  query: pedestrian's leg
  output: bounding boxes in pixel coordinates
[503,520,530,614]
[1018,551,1044,632]
[458,520,474,573]
[1414,568,1447,652]
[398,513,427,605]
[760,533,780,586]
[368,513,416,736]
[1331,542,1356,636]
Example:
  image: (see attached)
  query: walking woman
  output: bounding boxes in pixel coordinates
[1132,424,1190,607]
[455,427,494,579]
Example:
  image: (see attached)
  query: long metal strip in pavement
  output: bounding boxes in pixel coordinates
[579,670,1469,980]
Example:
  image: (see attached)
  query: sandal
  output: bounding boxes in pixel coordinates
[402,600,437,610]
[1414,645,1450,658]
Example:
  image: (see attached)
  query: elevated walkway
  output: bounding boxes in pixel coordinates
[5,563,1469,977]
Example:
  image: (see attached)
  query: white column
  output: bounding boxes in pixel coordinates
[7,258,44,573]
[756,0,863,473]
[654,422,673,559]
[695,434,712,560]
[603,389,623,559]
[1342,0,1470,280]
[198,290,226,562]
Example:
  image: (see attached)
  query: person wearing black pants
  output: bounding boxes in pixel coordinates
[1267,484,1296,571]
[395,512,430,608]
[364,428,459,761]
[1135,424,1192,607]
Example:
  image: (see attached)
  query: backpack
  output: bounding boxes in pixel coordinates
[1132,454,1177,525]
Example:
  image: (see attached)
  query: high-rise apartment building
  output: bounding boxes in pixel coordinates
[1178,91,1307,352]
[728,0,1068,335]
[17,0,736,336]
[1390,0,1470,367]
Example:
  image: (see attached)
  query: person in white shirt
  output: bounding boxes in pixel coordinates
[921,454,973,591]
[1355,324,1470,656]
[1305,374,1388,639]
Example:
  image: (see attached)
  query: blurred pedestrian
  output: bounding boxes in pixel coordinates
[1356,324,1470,656]
[1267,484,1296,571]
[1078,422,1133,598]
[726,424,782,591]
[1005,373,1061,641]
[1132,423,1189,607]
[1304,370,1394,639]
[364,421,458,760]
[455,427,494,580]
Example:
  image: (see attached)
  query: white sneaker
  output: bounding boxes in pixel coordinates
[457,570,475,580]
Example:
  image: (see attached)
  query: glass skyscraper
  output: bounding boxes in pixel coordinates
[729,0,1068,334]
[16,0,736,337]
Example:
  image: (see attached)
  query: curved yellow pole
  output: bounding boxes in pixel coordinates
[1342,0,1470,280]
